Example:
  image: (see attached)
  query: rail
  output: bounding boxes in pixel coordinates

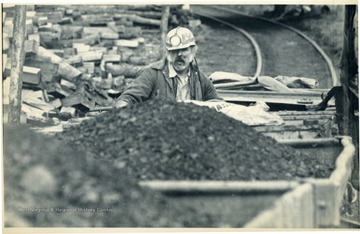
[207,5,339,86]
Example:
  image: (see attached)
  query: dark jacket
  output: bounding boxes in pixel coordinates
[117,58,222,104]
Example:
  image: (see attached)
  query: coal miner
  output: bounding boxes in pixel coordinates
[114,26,222,108]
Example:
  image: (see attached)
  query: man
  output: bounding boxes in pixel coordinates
[114,26,222,108]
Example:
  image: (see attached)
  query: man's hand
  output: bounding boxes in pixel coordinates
[113,100,129,109]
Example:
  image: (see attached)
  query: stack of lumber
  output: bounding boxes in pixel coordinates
[2,4,171,122]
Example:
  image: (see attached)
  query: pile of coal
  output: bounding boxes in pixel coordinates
[3,125,219,227]
[58,99,333,181]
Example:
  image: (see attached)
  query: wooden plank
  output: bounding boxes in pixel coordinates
[128,56,146,65]
[33,16,48,26]
[25,19,36,35]
[35,11,64,23]
[58,17,73,25]
[49,98,62,109]
[102,54,121,63]
[65,8,74,16]
[93,76,112,89]
[253,124,330,133]
[118,26,142,39]
[21,103,47,121]
[280,114,335,121]
[83,27,116,36]
[24,59,59,81]
[107,21,120,32]
[22,89,44,101]
[90,46,107,53]
[139,180,298,194]
[4,61,44,84]
[24,40,39,56]
[64,55,83,67]
[310,179,337,228]
[126,5,162,11]
[36,46,82,81]
[63,48,77,57]
[105,63,143,78]
[80,14,113,25]
[78,51,103,62]
[22,90,54,112]
[35,5,57,12]
[279,184,314,228]
[134,11,163,19]
[115,39,139,48]
[73,43,90,53]
[127,14,161,26]
[26,5,35,11]
[60,79,76,90]
[38,23,58,32]
[3,54,8,73]
[261,131,324,141]
[114,14,161,26]
[86,89,113,106]
[77,66,90,74]
[101,32,119,40]
[46,82,72,98]
[278,138,339,147]
[60,106,76,117]
[277,110,336,116]
[3,18,14,35]
[3,77,10,105]
[27,33,40,43]
[49,49,65,58]
[22,66,41,85]
[218,90,335,107]
[279,192,296,228]
[245,183,316,228]
[294,184,314,228]
[118,48,134,62]
[39,31,61,44]
[57,34,100,47]
[278,118,332,126]
[82,62,95,74]
[329,136,356,223]
[60,25,83,40]
[3,33,11,51]
[3,11,6,24]
[61,92,96,110]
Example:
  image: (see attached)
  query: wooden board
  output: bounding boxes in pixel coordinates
[218,90,336,108]
[24,59,59,83]
[22,66,41,85]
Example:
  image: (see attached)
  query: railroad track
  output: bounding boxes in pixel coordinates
[191,5,338,89]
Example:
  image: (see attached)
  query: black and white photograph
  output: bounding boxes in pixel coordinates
[2,2,359,233]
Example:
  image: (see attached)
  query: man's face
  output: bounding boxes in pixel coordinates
[167,46,197,74]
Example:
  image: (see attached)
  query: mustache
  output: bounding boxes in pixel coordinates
[175,58,185,63]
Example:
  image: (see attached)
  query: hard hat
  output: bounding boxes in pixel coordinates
[165,27,196,51]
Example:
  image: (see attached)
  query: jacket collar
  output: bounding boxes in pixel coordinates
[149,58,168,70]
